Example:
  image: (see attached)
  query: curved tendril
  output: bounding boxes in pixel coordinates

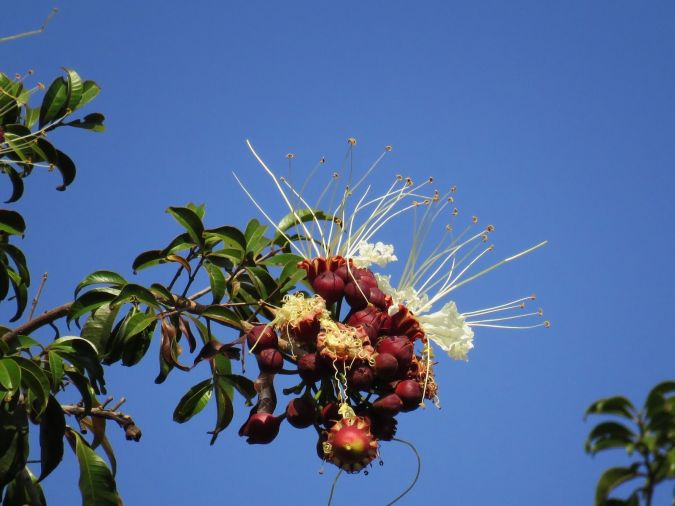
[386,438,422,506]
[327,468,344,506]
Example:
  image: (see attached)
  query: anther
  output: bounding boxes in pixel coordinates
[37,82,45,90]
[286,153,295,159]
[279,176,286,182]
[450,186,457,192]
[544,320,551,328]
[447,196,454,203]
[486,224,495,232]
[487,245,495,251]
[332,172,339,178]
[320,157,326,164]
[481,234,488,242]
[14,73,21,80]
[396,174,403,181]
[347,137,357,145]
[385,145,393,152]
[530,294,537,300]
[472,216,478,224]
[452,208,459,216]
[28,69,34,75]
[538,308,544,316]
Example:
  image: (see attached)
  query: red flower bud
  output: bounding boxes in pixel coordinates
[374,352,399,380]
[286,397,317,428]
[372,393,403,415]
[347,363,375,391]
[311,271,345,305]
[246,325,278,352]
[395,380,423,412]
[256,348,284,373]
[238,412,282,444]
[320,402,340,428]
[346,306,384,341]
[297,352,327,383]
[376,336,413,370]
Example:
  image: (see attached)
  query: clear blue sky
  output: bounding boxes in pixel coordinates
[3,1,674,504]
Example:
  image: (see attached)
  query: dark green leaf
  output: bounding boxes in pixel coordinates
[210,376,234,445]
[221,374,256,406]
[204,225,246,251]
[166,207,204,247]
[65,112,105,132]
[594,467,639,506]
[200,305,243,330]
[120,320,156,367]
[1,165,24,204]
[68,289,119,325]
[121,312,157,337]
[64,371,95,414]
[0,403,29,490]
[273,208,334,243]
[2,244,30,286]
[161,232,194,256]
[585,421,636,454]
[260,252,303,267]
[38,395,65,481]
[1,125,33,163]
[0,210,26,236]
[39,77,67,127]
[149,283,174,305]
[49,337,105,394]
[47,352,64,390]
[172,379,212,423]
[132,249,166,273]
[65,429,119,506]
[6,269,28,322]
[24,105,40,129]
[54,149,76,191]
[75,270,127,298]
[646,380,675,420]
[2,467,46,506]
[585,396,636,420]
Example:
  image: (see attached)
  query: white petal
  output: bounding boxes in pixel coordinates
[351,241,398,268]
[418,301,474,361]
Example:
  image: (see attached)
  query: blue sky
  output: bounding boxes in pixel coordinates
[2,1,674,504]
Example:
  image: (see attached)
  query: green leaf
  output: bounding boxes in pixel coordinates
[75,270,127,298]
[65,429,119,506]
[149,283,174,305]
[204,225,246,251]
[64,68,84,112]
[68,289,119,325]
[0,210,26,236]
[65,112,105,132]
[6,269,28,322]
[77,81,101,109]
[24,105,40,129]
[49,337,105,394]
[260,252,303,267]
[38,395,65,481]
[200,305,244,330]
[204,262,225,304]
[13,357,50,416]
[39,77,68,127]
[109,283,158,309]
[1,165,24,204]
[132,249,166,273]
[244,219,268,255]
[273,208,334,243]
[166,207,204,247]
[2,244,30,286]
[594,467,639,506]
[81,303,121,357]
[172,379,212,423]
[585,396,636,420]
[585,421,636,455]
[2,467,47,506]
[208,354,233,445]
[120,320,156,367]
[121,312,157,337]
[220,374,256,406]
[0,358,21,392]
[646,380,675,420]
[161,232,194,256]
[47,352,64,390]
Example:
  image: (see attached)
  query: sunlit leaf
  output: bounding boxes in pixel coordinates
[173,379,212,423]
[166,207,204,247]
[65,429,119,506]
[75,270,127,298]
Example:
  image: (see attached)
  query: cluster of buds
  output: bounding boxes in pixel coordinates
[239,256,438,473]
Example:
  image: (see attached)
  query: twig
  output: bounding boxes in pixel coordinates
[61,403,142,442]
[0,8,59,43]
[1,302,71,343]
[28,272,48,320]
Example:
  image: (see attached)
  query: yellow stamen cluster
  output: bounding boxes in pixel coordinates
[316,318,374,364]
[273,293,328,329]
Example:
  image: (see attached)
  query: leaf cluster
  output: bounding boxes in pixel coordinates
[585,381,675,506]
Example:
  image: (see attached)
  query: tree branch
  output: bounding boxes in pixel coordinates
[1,302,71,343]
[61,403,142,442]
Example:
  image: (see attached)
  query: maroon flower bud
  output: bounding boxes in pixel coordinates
[256,348,284,373]
[311,271,345,305]
[376,336,413,370]
[344,280,370,310]
[367,287,387,310]
[346,306,383,341]
[374,352,399,380]
[246,325,278,352]
[238,412,282,444]
[320,402,340,428]
[286,397,317,428]
[298,352,326,383]
[347,363,375,391]
[372,393,403,415]
[395,380,423,412]
[292,317,321,344]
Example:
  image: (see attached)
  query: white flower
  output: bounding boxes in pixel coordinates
[351,241,398,268]
[416,302,474,361]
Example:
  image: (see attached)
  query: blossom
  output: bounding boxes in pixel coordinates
[351,241,398,268]
[416,302,474,361]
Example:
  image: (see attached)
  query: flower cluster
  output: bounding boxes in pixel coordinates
[236,139,548,475]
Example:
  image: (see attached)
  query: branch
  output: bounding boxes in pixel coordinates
[0,8,59,43]
[61,403,142,442]
[1,302,71,343]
